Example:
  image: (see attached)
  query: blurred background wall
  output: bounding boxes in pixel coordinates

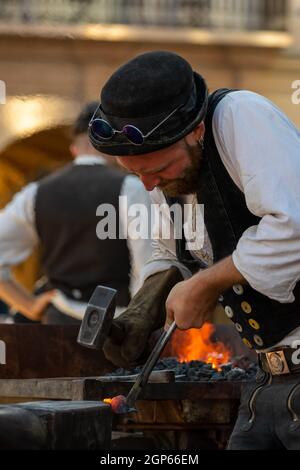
[0,0,300,290]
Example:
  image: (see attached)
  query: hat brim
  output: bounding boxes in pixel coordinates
[89,73,208,157]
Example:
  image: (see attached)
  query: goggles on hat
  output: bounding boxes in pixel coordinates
[89,103,182,146]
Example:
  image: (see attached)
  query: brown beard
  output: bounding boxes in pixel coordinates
[158,141,203,196]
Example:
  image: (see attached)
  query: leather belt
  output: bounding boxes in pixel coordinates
[259,347,300,375]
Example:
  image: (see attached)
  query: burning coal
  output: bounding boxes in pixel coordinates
[109,355,257,382]
[107,323,257,382]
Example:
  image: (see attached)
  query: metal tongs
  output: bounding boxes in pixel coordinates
[114,321,177,414]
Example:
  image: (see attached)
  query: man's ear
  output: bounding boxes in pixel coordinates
[185,121,205,146]
[193,121,205,142]
[69,143,78,158]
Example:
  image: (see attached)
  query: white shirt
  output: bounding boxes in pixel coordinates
[140,91,300,351]
[0,155,153,317]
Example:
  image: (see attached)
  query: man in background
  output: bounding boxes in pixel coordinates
[0,102,152,324]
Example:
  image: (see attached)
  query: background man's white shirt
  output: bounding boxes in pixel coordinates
[0,155,153,318]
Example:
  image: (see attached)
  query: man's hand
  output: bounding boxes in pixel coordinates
[103,266,183,369]
[164,256,247,330]
[30,291,56,321]
[0,279,55,321]
[165,275,219,330]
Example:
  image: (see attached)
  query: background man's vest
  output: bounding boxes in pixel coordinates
[35,163,130,306]
[174,89,300,350]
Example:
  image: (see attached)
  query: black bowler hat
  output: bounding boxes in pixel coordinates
[89,51,208,156]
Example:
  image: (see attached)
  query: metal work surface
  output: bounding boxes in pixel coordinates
[0,376,245,403]
[0,376,248,449]
[0,400,111,450]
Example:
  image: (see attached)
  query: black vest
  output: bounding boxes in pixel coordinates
[35,163,130,306]
[173,89,300,350]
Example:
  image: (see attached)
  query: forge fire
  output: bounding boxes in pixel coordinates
[107,323,257,382]
[164,322,231,370]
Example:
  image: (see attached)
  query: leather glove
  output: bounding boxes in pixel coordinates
[103,266,183,369]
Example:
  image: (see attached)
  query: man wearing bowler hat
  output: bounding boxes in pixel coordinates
[89,50,300,449]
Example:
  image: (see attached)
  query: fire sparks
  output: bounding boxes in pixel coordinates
[163,323,231,371]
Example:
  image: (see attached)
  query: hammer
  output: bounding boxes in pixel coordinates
[77,285,177,413]
[77,285,124,349]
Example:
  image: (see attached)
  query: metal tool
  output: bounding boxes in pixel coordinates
[77,285,123,349]
[118,321,177,413]
[77,286,177,414]
[96,369,176,383]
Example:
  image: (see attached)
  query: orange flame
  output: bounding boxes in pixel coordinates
[163,322,231,371]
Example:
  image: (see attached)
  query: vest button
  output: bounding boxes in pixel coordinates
[235,323,243,332]
[218,294,224,302]
[233,284,244,295]
[224,306,234,318]
[254,335,264,347]
[242,338,253,349]
[249,319,260,330]
[241,301,252,314]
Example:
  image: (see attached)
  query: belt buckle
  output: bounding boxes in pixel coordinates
[266,350,290,375]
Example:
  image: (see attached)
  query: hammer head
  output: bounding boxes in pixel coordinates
[77,285,117,349]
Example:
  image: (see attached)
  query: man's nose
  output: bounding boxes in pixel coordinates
[140,175,161,191]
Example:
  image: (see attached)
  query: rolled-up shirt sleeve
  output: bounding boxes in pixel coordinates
[0,182,39,279]
[120,177,192,290]
[213,91,300,303]
[140,188,192,283]
[120,175,154,295]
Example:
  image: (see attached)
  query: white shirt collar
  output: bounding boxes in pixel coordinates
[74,154,107,166]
